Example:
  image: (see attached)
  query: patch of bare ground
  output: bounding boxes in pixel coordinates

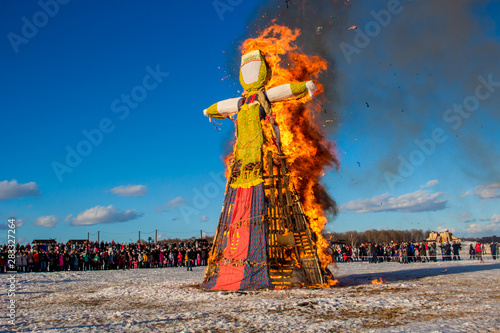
[180,283,203,290]
[350,286,412,296]
[360,308,469,330]
[127,301,164,309]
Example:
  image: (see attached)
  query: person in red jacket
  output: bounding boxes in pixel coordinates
[33,251,40,271]
[475,242,484,263]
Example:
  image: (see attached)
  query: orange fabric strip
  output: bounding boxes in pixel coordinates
[214,187,252,290]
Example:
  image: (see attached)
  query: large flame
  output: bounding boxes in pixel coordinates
[238,25,340,275]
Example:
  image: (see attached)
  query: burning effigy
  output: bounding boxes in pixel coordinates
[201,25,339,291]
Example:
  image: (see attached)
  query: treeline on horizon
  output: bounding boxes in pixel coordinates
[158,229,492,248]
[324,229,430,247]
[322,229,491,247]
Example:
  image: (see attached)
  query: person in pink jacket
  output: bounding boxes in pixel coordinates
[59,252,64,271]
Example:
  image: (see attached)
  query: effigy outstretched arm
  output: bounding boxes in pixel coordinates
[265,81,317,102]
[203,97,244,119]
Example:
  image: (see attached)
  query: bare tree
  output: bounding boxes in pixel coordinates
[345,231,359,248]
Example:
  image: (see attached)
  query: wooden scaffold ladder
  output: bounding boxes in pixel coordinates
[265,151,324,288]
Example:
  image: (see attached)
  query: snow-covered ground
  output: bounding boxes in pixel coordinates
[2,260,499,332]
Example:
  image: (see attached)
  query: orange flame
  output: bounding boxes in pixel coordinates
[371,278,384,285]
[237,25,340,281]
[347,25,357,30]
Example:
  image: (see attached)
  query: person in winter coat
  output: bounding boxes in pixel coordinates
[21,251,28,272]
[371,244,378,263]
[15,252,22,272]
[58,253,64,271]
[169,251,175,267]
[177,251,184,267]
[469,243,475,260]
[490,242,497,260]
[121,251,127,269]
[452,242,461,260]
[475,242,484,263]
[118,252,124,269]
[64,251,71,271]
[428,243,437,262]
[82,252,90,271]
[419,243,427,262]
[201,247,208,266]
[159,251,164,268]
[186,249,192,271]
[48,251,56,272]
[33,251,40,272]
[93,252,101,270]
[138,251,144,268]
[73,253,79,271]
[108,251,114,269]
[443,243,452,261]
[27,251,34,272]
[402,245,408,264]
[101,251,109,270]
[414,247,420,262]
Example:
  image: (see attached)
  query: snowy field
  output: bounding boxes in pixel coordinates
[2,260,499,333]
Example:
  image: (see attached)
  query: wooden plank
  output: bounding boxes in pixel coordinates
[267,151,277,264]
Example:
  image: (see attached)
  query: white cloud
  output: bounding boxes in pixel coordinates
[491,214,500,223]
[64,214,73,222]
[35,215,60,228]
[2,218,26,229]
[0,180,40,200]
[436,226,457,233]
[200,216,208,222]
[462,182,500,199]
[464,213,500,236]
[108,185,147,197]
[340,190,447,214]
[466,223,500,236]
[70,205,143,226]
[473,214,500,224]
[421,180,438,188]
[167,197,187,209]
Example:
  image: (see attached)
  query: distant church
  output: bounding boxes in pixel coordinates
[426,230,461,243]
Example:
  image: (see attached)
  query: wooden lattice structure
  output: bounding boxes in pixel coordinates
[265,151,324,288]
[201,48,327,291]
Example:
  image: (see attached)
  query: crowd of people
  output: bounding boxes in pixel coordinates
[0,240,210,273]
[331,241,498,263]
[1,240,498,273]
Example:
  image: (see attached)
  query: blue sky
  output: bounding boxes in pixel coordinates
[1,0,499,244]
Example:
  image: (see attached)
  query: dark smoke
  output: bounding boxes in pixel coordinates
[228,0,500,189]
